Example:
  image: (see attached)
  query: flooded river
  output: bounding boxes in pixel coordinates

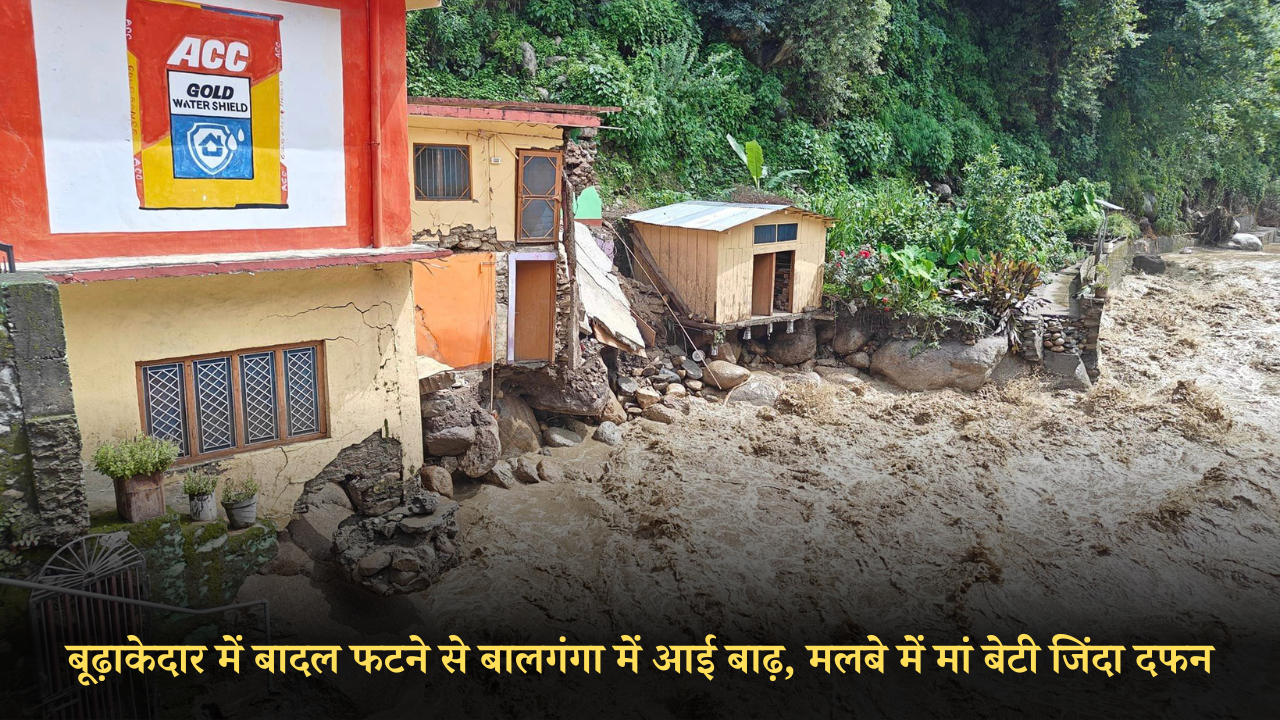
[236,247,1280,718]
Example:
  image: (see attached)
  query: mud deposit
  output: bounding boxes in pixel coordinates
[244,249,1280,719]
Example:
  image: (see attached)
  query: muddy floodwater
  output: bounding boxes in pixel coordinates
[240,248,1280,719]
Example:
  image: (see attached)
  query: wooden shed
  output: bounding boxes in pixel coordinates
[624,201,834,326]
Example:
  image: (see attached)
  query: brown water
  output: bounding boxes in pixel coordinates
[228,248,1280,719]
[403,247,1280,717]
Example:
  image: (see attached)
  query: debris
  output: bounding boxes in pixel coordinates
[703,360,750,389]
[641,405,677,424]
[544,427,584,448]
[594,421,624,446]
[420,466,454,498]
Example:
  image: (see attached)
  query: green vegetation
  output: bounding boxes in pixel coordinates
[408,0,1280,322]
[222,477,259,504]
[92,435,179,480]
[181,471,217,497]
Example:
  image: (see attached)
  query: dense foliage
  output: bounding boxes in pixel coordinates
[92,436,179,480]
[407,0,1280,321]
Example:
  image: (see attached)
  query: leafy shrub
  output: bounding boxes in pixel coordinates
[944,255,1044,321]
[597,0,698,54]
[827,243,949,318]
[835,118,895,178]
[181,471,218,497]
[959,148,1072,267]
[222,477,259,504]
[814,179,947,254]
[92,436,179,480]
[523,0,577,37]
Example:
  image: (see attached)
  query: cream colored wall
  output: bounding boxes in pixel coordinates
[630,222,722,319]
[408,117,564,241]
[59,264,424,519]
[715,210,828,323]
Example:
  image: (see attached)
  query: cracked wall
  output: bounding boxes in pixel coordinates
[58,264,424,519]
[406,117,564,244]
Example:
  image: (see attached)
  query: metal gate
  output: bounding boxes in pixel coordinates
[29,533,155,720]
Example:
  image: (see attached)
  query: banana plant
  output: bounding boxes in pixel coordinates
[727,134,808,190]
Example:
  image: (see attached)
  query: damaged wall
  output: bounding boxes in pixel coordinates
[58,264,424,519]
[407,116,563,245]
[412,253,496,369]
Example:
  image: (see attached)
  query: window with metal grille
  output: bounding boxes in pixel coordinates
[754,222,798,244]
[517,149,562,242]
[413,144,471,200]
[138,342,327,461]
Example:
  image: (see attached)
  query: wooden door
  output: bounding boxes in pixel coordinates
[513,260,556,361]
[751,253,775,317]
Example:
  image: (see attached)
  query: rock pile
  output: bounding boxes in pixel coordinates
[412,224,504,252]
[421,380,501,479]
[610,345,710,416]
[333,483,460,596]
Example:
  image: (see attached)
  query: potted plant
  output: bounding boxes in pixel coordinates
[221,476,259,529]
[182,471,218,522]
[92,435,179,523]
[1093,281,1110,299]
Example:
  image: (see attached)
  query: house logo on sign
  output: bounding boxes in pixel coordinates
[185,122,243,175]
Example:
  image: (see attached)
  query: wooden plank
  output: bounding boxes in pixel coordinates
[628,224,694,319]
[752,253,776,316]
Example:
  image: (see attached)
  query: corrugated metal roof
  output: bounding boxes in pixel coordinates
[624,201,795,232]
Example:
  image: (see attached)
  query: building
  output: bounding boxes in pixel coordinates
[0,0,444,519]
[623,201,834,328]
[404,98,620,370]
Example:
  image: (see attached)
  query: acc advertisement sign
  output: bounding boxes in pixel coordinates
[128,0,286,209]
[31,0,345,234]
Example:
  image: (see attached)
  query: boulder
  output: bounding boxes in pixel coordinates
[814,366,868,392]
[513,455,542,484]
[616,376,640,396]
[485,460,517,489]
[343,472,403,516]
[832,325,868,356]
[507,350,612,416]
[424,425,475,457]
[680,359,704,381]
[544,427,583,448]
[870,337,1008,392]
[846,351,871,369]
[641,404,678,424]
[1226,233,1263,251]
[1042,350,1093,391]
[459,423,501,478]
[519,41,538,77]
[596,393,628,425]
[495,394,541,458]
[565,418,593,438]
[1131,254,1167,275]
[635,387,662,408]
[710,338,740,364]
[593,421,623,446]
[766,319,818,366]
[420,466,454,498]
[703,360,750,389]
[538,458,566,483]
[727,372,785,407]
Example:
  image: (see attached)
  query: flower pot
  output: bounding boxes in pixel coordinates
[222,494,258,529]
[113,472,166,523]
[1094,286,1109,299]
[189,493,217,522]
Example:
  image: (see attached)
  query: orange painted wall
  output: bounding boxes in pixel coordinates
[413,253,495,368]
[0,0,411,262]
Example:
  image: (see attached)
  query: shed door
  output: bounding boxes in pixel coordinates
[752,253,776,317]
[513,260,556,361]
